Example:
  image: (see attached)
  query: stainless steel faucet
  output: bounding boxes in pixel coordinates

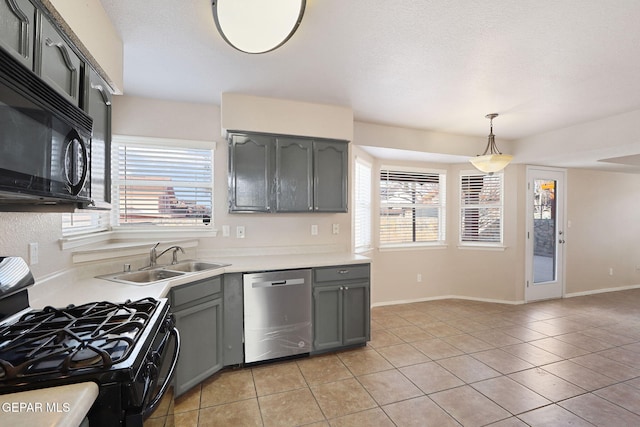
[149,243,185,267]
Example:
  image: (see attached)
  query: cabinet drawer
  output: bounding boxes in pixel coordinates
[314,264,370,283]
[171,276,222,309]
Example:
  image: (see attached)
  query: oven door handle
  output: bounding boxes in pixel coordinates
[143,326,180,419]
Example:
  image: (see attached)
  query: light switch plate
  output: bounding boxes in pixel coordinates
[311,225,318,235]
[28,242,38,265]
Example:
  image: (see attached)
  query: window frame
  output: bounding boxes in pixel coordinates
[379,166,446,249]
[459,170,504,248]
[111,135,216,231]
[353,157,372,253]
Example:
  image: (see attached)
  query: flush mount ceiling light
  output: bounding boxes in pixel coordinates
[212,0,306,54]
[470,113,513,174]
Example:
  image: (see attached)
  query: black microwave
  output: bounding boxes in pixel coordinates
[0,47,93,209]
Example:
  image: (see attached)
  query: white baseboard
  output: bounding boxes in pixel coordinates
[565,283,640,298]
[372,295,525,308]
[372,285,640,308]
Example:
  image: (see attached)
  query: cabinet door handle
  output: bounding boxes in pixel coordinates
[338,269,349,274]
[344,286,349,291]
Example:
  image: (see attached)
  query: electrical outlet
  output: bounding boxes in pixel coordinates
[417,273,422,282]
[609,267,614,276]
[28,242,38,265]
[332,224,340,235]
[236,226,245,239]
[311,225,318,235]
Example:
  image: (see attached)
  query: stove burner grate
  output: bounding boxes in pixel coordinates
[0,298,159,381]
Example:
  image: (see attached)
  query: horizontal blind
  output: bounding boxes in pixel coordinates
[380,169,445,245]
[460,172,502,243]
[113,144,213,226]
[61,211,110,236]
[354,159,372,251]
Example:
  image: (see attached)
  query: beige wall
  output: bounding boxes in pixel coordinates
[361,148,526,306]
[565,169,640,294]
[113,96,352,256]
[221,93,354,141]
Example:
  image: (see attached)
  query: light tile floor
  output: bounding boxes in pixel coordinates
[145,289,640,426]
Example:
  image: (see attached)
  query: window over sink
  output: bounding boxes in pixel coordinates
[112,136,214,228]
[62,136,215,239]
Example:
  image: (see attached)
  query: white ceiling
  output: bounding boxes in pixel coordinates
[99,0,640,168]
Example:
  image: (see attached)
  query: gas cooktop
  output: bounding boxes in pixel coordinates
[0,298,163,387]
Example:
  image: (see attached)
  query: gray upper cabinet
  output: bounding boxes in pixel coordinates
[85,67,112,206]
[276,137,313,212]
[0,0,36,69]
[39,14,82,105]
[229,133,273,212]
[228,131,348,213]
[314,140,348,212]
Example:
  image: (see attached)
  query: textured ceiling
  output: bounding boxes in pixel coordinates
[99,0,640,162]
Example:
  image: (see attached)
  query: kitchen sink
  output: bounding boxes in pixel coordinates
[96,259,229,285]
[99,269,185,285]
[164,260,229,273]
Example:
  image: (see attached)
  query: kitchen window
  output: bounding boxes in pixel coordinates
[112,136,214,228]
[62,211,110,236]
[354,158,372,252]
[379,167,446,247]
[460,171,503,245]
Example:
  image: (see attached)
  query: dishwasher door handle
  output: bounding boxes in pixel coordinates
[252,277,306,288]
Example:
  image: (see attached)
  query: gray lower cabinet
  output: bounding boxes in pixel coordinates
[0,0,36,69]
[221,273,244,366]
[228,131,348,213]
[170,276,223,397]
[312,264,370,353]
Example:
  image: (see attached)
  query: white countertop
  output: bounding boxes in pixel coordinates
[29,252,371,309]
[0,382,98,427]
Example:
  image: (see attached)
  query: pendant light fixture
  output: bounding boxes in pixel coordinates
[470,113,512,174]
[212,0,306,54]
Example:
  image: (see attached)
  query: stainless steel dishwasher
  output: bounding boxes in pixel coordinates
[243,269,312,363]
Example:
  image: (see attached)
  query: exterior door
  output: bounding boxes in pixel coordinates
[525,166,567,302]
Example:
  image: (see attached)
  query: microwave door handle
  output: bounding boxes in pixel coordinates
[63,130,89,196]
[142,327,180,419]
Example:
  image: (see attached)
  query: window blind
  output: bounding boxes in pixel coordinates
[460,172,503,243]
[380,169,445,245]
[61,211,110,236]
[354,159,372,251]
[112,144,213,227]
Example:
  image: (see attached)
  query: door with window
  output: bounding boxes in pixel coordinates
[525,167,566,301]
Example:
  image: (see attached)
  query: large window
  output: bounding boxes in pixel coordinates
[460,171,503,244]
[379,168,446,246]
[112,137,214,227]
[354,158,372,252]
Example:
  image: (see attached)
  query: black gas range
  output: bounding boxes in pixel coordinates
[0,257,180,426]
